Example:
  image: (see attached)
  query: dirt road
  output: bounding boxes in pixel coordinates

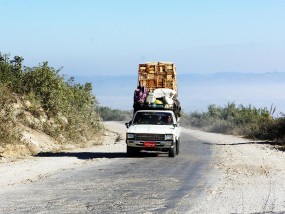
[1,121,285,213]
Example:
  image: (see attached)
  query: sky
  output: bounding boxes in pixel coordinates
[1,0,285,75]
[1,0,285,113]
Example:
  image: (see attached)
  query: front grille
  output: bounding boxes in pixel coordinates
[135,134,164,141]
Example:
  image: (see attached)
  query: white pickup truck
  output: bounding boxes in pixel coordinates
[125,110,181,157]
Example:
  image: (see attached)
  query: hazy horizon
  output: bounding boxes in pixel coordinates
[75,71,285,115]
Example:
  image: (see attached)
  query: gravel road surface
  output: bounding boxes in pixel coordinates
[1,121,285,213]
[0,123,213,213]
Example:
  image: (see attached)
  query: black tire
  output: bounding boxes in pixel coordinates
[176,139,180,155]
[127,146,139,157]
[169,143,176,157]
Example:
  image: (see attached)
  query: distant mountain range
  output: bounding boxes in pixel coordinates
[74,72,285,113]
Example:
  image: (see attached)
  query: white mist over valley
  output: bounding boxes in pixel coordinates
[76,72,285,115]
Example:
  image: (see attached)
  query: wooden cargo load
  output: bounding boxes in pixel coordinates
[134,61,181,118]
[138,62,178,93]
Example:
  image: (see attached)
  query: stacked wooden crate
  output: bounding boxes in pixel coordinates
[138,62,177,93]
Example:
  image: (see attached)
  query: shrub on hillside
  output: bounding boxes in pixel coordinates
[0,85,22,147]
[182,102,285,141]
[0,52,102,146]
[99,106,132,121]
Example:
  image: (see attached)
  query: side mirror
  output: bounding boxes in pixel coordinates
[125,122,131,128]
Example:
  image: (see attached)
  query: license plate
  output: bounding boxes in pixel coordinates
[144,142,156,147]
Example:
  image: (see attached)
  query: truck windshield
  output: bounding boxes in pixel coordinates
[133,112,173,125]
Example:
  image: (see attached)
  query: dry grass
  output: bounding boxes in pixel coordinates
[0,84,104,159]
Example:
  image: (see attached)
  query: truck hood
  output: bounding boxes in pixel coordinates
[128,125,175,134]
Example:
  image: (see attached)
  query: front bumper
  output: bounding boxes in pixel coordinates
[126,140,174,149]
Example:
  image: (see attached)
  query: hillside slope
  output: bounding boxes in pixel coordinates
[0,54,103,161]
[0,91,103,161]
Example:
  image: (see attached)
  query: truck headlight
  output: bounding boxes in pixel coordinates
[127,133,135,139]
[165,134,173,140]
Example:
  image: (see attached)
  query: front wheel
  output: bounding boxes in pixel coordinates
[127,146,139,157]
[176,139,180,155]
[169,143,176,157]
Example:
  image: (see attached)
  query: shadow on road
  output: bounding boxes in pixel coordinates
[203,141,285,151]
[203,141,258,146]
[36,152,127,159]
[35,151,161,160]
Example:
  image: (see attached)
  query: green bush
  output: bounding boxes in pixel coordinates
[99,106,132,121]
[0,52,102,146]
[0,84,22,147]
[0,53,23,90]
[183,102,285,141]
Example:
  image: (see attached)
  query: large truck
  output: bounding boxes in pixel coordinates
[125,62,181,157]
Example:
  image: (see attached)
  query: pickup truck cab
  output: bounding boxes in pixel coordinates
[125,110,181,157]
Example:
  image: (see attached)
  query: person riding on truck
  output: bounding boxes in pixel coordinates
[167,115,173,124]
